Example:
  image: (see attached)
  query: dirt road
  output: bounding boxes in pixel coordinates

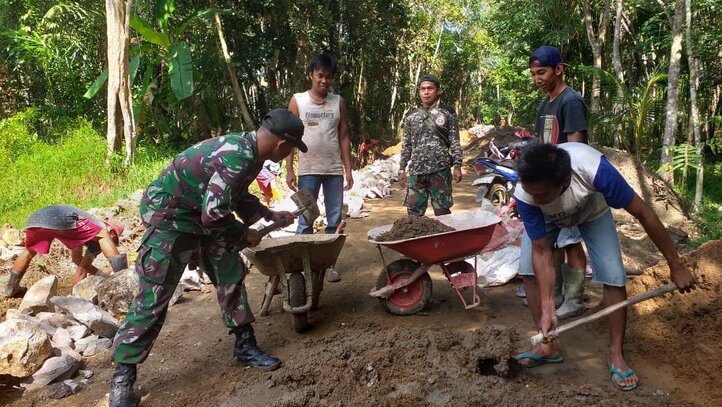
[3,168,717,406]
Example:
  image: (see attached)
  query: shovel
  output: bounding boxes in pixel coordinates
[256,188,320,237]
[529,282,678,346]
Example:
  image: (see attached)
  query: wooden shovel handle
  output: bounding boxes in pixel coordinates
[530,282,678,346]
[256,208,303,237]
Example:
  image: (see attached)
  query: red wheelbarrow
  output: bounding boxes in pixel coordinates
[367,211,522,315]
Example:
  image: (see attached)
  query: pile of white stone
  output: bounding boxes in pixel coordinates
[468,124,494,138]
[0,259,212,398]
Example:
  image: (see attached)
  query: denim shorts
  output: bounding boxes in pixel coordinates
[518,209,626,287]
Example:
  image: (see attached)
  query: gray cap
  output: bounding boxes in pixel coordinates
[261,109,307,153]
[418,74,441,87]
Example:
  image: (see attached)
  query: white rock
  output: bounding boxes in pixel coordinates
[180,266,203,291]
[169,283,183,306]
[0,319,54,378]
[63,379,79,393]
[21,355,80,390]
[49,296,119,338]
[18,275,57,314]
[1,227,21,246]
[82,337,112,357]
[67,324,90,342]
[53,345,82,361]
[36,312,80,329]
[97,268,139,317]
[6,309,58,336]
[73,335,97,354]
[71,275,107,304]
[51,327,73,349]
[79,369,93,379]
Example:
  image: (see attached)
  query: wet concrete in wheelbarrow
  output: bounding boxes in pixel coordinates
[375,215,455,242]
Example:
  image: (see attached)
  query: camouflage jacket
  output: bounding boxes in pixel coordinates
[140,132,270,246]
[399,103,462,176]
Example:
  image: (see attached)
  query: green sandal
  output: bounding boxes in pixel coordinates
[517,352,564,368]
[609,367,638,391]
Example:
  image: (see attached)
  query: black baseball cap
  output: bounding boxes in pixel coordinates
[418,74,441,88]
[261,109,307,153]
[529,46,568,68]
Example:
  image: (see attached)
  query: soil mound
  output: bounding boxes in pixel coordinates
[376,216,455,242]
[264,322,653,406]
[626,239,722,405]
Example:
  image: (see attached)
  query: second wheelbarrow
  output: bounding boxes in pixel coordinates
[243,234,346,332]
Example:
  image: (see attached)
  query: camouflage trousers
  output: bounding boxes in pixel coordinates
[404,167,453,216]
[113,226,253,364]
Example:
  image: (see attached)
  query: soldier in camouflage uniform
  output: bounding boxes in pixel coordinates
[109,109,306,407]
[398,74,463,216]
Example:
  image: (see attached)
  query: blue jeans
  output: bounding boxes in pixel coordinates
[518,209,626,287]
[296,175,344,235]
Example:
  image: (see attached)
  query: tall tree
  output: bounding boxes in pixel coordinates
[105,0,136,166]
[583,0,612,117]
[685,0,703,208]
[659,0,685,183]
[611,0,624,149]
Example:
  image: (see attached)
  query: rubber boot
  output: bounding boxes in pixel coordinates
[2,269,26,298]
[109,363,137,407]
[556,266,586,319]
[553,263,564,308]
[109,254,128,272]
[232,324,281,371]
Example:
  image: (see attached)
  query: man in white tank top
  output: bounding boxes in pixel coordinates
[286,54,353,282]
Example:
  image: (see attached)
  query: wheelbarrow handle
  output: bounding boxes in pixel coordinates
[256,208,304,237]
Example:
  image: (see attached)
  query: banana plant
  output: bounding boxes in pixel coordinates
[84,1,229,116]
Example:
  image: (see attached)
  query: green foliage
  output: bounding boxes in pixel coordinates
[0,116,174,227]
[167,42,193,100]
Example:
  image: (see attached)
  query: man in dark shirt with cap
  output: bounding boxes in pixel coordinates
[398,74,463,216]
[109,109,305,407]
[524,45,589,320]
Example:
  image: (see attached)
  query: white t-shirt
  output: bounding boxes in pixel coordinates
[514,143,635,240]
[294,91,344,176]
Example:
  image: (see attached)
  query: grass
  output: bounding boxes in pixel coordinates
[0,114,175,227]
[682,161,722,245]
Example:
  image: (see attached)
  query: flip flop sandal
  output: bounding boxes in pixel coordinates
[609,367,638,391]
[517,352,564,368]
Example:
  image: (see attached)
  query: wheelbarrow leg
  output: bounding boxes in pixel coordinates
[259,274,279,317]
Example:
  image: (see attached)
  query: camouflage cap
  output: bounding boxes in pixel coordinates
[262,109,307,153]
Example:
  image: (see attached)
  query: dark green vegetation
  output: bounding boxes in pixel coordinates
[1,0,721,239]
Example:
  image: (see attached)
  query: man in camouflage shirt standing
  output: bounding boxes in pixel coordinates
[399,74,463,216]
[109,109,305,407]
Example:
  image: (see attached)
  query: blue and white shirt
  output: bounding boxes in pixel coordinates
[514,143,635,240]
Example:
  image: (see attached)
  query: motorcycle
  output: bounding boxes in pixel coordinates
[472,130,536,213]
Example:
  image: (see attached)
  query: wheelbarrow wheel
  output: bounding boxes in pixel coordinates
[289,272,308,333]
[375,259,432,316]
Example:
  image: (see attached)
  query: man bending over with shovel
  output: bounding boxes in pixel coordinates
[514,142,696,391]
[109,109,304,407]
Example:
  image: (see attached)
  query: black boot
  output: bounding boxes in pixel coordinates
[109,363,137,407]
[109,254,129,273]
[232,325,281,371]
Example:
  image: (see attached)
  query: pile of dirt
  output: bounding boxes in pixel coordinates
[262,322,651,406]
[625,239,722,405]
[375,216,455,242]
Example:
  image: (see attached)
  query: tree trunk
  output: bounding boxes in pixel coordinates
[612,0,624,149]
[583,0,612,117]
[214,12,255,130]
[659,0,685,183]
[686,0,703,208]
[105,0,136,167]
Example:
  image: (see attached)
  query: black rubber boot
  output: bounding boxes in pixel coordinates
[232,325,281,371]
[109,254,129,273]
[109,363,137,407]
